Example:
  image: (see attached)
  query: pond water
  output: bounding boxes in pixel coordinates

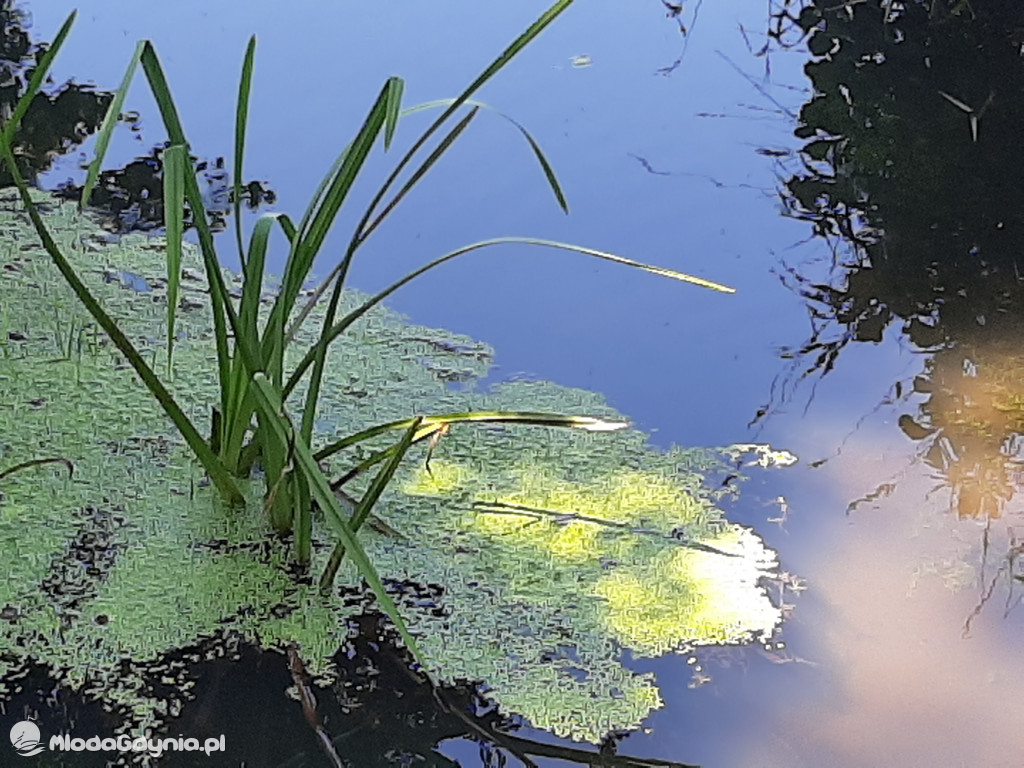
[6,1,1024,766]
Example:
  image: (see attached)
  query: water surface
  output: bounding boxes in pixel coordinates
[17,1,1024,766]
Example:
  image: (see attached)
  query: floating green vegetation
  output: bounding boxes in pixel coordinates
[0,192,784,741]
[2,5,739,665]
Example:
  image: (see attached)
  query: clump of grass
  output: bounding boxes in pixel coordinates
[0,1,733,660]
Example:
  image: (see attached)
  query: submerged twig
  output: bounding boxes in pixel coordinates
[286,645,345,768]
[471,500,740,557]
[0,456,74,483]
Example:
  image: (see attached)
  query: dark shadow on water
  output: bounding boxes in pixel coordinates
[0,0,274,236]
[0,0,110,187]
[2,610,700,767]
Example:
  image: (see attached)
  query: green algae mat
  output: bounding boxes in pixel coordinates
[0,190,785,741]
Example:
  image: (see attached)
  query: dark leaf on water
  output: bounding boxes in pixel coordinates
[898,414,934,441]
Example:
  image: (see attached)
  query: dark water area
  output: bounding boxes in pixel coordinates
[5,0,1024,766]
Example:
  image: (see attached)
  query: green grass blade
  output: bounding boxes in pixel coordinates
[162,143,187,372]
[321,423,444,490]
[218,212,290,469]
[138,42,233,405]
[81,40,144,209]
[399,96,568,214]
[294,78,406,447]
[319,417,422,592]
[239,213,295,357]
[139,43,261,422]
[295,77,397,264]
[293,468,312,564]
[249,373,424,660]
[353,0,574,240]
[503,111,567,213]
[314,411,629,464]
[359,106,480,245]
[259,409,293,533]
[297,277,345,445]
[284,237,733,400]
[448,0,574,114]
[383,76,404,151]
[290,147,350,259]
[234,35,257,264]
[263,78,399,370]
[257,146,347,369]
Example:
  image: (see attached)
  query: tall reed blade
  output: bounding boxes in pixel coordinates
[140,43,234,405]
[258,77,401,392]
[137,43,267,428]
[81,40,144,209]
[294,77,403,276]
[218,212,295,471]
[162,143,187,372]
[224,213,273,457]
[234,35,257,264]
[294,77,404,444]
[383,76,404,151]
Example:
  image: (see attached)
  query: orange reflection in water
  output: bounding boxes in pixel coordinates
[903,341,1024,520]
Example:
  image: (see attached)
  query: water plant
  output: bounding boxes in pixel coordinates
[0,208,782,739]
[0,0,733,663]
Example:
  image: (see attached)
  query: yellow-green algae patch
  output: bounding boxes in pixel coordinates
[0,190,783,741]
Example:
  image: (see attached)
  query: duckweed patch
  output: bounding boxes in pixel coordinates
[0,191,784,741]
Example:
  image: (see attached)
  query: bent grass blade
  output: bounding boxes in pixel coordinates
[318,416,423,594]
[397,96,569,214]
[262,78,401,402]
[320,412,628,491]
[284,236,733,401]
[314,411,629,465]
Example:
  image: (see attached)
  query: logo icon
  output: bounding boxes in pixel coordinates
[10,720,44,756]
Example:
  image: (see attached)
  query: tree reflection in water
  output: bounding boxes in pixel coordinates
[766,0,1024,609]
